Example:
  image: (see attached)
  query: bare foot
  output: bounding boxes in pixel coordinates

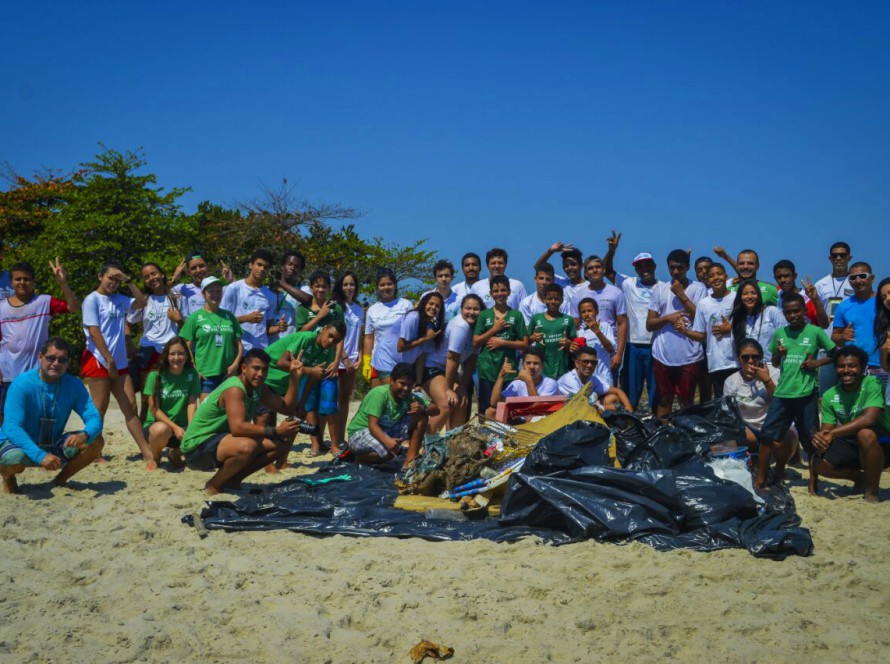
[864,494,880,504]
[204,482,221,496]
[93,456,109,464]
[146,460,158,471]
[329,447,342,457]
[264,463,280,474]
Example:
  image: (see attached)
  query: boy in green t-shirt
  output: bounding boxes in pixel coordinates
[756,293,836,489]
[345,362,428,468]
[293,270,345,331]
[473,275,528,416]
[812,346,890,502]
[264,322,345,459]
[529,283,577,378]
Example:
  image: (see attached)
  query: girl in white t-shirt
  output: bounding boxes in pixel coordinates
[398,291,450,432]
[127,262,181,420]
[82,261,155,467]
[333,271,365,447]
[723,338,798,452]
[730,279,786,362]
[362,268,412,387]
[444,294,484,427]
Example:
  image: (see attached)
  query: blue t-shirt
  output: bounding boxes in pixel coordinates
[0,369,103,464]
[833,295,880,367]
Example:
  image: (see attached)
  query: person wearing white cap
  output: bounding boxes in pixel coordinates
[179,276,244,396]
[603,231,659,412]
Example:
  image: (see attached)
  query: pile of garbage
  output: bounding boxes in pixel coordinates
[186,397,813,558]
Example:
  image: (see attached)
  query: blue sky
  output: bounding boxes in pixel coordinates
[3,1,889,289]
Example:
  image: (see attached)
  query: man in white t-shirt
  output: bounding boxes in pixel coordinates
[814,241,854,324]
[484,349,558,418]
[471,247,528,310]
[570,255,628,378]
[518,263,570,324]
[219,249,278,352]
[646,250,708,418]
[533,242,586,304]
[270,249,313,342]
[682,263,738,397]
[813,241,854,395]
[452,252,482,303]
[0,261,80,423]
[423,259,461,322]
[603,231,660,412]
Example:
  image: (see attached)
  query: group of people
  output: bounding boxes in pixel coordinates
[1,236,888,500]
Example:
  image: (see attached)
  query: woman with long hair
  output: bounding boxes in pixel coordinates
[333,270,364,446]
[128,262,181,420]
[81,261,153,467]
[443,293,484,427]
[730,279,786,362]
[398,291,450,431]
[143,336,200,468]
[723,337,798,453]
[363,268,412,387]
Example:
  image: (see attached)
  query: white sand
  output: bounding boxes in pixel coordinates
[2,403,889,663]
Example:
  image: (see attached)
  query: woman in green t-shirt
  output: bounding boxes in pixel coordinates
[144,337,201,468]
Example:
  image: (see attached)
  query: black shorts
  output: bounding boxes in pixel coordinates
[184,432,228,471]
[422,367,445,384]
[822,430,890,471]
[761,393,819,452]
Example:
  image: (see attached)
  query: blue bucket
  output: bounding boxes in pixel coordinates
[712,446,748,461]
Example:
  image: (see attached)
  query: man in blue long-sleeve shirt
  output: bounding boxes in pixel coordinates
[0,337,104,494]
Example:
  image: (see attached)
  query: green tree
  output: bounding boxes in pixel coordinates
[197,179,436,295]
[15,146,198,359]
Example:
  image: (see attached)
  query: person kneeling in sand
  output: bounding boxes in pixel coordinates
[345,362,428,468]
[484,349,559,419]
[0,337,104,494]
[557,346,631,411]
[179,348,304,494]
[811,346,890,503]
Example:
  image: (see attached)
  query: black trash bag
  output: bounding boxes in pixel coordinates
[667,396,747,450]
[621,426,705,471]
[521,420,613,476]
[189,463,573,544]
[601,411,660,467]
[498,460,813,557]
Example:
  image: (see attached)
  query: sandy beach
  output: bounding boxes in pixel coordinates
[2,402,889,663]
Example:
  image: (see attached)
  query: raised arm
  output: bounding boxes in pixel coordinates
[603,230,621,284]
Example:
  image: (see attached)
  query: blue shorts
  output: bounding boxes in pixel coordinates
[0,432,85,467]
[298,376,338,416]
[201,376,225,393]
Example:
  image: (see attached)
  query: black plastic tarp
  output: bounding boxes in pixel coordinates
[187,398,813,558]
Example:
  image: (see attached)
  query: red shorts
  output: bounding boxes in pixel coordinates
[81,349,129,379]
[653,359,699,401]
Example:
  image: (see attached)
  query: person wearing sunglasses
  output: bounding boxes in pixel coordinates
[831,262,883,379]
[814,241,854,324]
[0,337,104,494]
[723,338,797,453]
